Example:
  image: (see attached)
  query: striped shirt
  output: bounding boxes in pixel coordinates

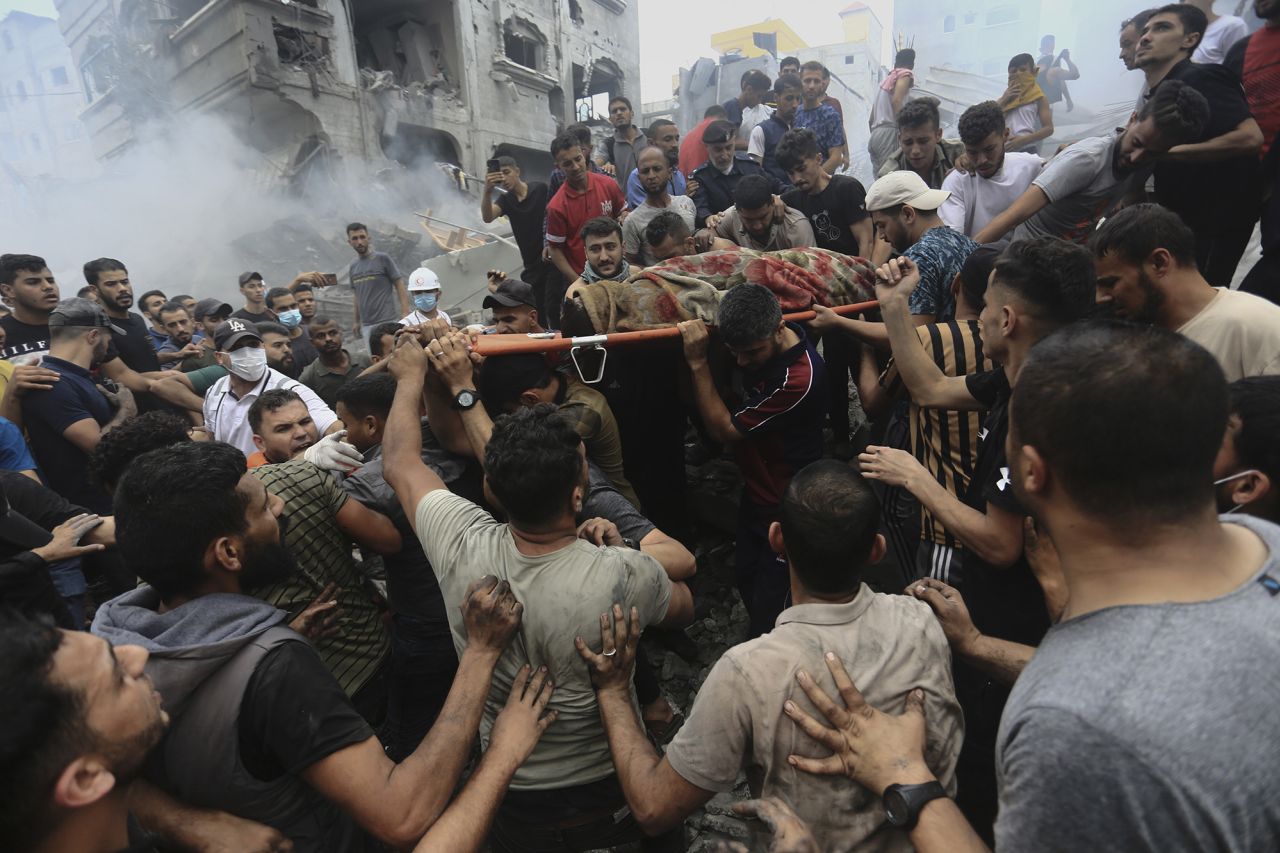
[883,320,991,547]
[252,460,390,698]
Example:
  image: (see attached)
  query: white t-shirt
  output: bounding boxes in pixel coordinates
[1177,288,1280,382]
[939,152,1044,242]
[737,102,775,144]
[748,124,767,159]
[1006,103,1042,151]
[1192,15,1249,64]
[399,308,452,327]
[203,367,339,455]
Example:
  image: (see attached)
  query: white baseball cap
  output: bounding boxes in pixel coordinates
[865,171,951,213]
[406,267,441,292]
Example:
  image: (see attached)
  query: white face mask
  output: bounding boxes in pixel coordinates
[1213,469,1262,514]
[227,346,268,382]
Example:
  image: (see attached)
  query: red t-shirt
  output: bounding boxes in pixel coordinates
[1242,27,1280,157]
[545,172,626,275]
[679,117,715,176]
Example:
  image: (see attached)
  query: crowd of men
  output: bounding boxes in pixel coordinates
[3,2,1280,852]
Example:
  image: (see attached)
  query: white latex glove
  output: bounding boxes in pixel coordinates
[303,430,364,474]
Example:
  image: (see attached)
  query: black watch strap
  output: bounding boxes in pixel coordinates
[883,780,947,831]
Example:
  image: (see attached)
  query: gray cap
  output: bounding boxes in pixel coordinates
[48,297,125,335]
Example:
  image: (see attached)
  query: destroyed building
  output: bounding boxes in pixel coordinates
[52,0,641,184]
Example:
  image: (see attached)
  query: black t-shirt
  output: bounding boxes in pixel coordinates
[231,306,276,323]
[961,368,1049,647]
[107,312,161,373]
[497,182,551,269]
[240,641,374,777]
[1152,59,1258,222]
[0,314,121,366]
[782,175,870,256]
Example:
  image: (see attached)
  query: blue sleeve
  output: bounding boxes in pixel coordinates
[0,419,35,472]
[906,248,942,316]
[23,385,94,435]
[626,169,646,208]
[830,109,847,147]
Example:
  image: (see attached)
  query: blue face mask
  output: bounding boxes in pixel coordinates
[277,308,303,328]
[413,293,439,313]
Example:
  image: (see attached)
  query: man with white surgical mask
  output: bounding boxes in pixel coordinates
[1213,376,1280,524]
[202,318,347,457]
[399,267,451,328]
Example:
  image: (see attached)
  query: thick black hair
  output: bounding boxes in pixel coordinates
[780,461,881,594]
[732,174,775,212]
[115,441,250,598]
[647,118,676,137]
[645,209,692,248]
[780,56,800,70]
[1090,203,1197,268]
[484,404,584,527]
[894,48,916,69]
[703,104,728,120]
[1229,377,1280,488]
[566,122,594,148]
[776,127,821,173]
[958,101,1006,146]
[800,60,829,78]
[717,283,781,347]
[248,388,306,434]
[991,237,1095,329]
[335,372,397,421]
[1123,8,1158,32]
[138,289,166,309]
[959,246,1000,311]
[367,321,402,358]
[255,321,290,338]
[496,155,518,170]
[0,610,86,852]
[579,216,623,243]
[290,280,314,295]
[158,300,189,319]
[479,353,556,415]
[608,95,633,112]
[773,72,803,96]
[1012,321,1226,525]
[740,69,771,91]
[83,257,126,286]
[1008,52,1035,71]
[346,222,368,234]
[897,98,940,132]
[89,411,191,491]
[1136,79,1209,145]
[1152,3,1208,47]
[264,286,293,310]
[550,131,583,159]
[0,253,49,286]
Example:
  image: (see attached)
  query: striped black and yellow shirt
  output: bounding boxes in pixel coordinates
[883,320,991,547]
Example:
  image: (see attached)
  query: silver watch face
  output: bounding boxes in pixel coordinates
[456,390,477,408]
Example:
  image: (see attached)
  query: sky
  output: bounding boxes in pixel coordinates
[637,0,896,103]
[2,0,58,17]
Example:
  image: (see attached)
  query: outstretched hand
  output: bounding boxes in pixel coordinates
[574,603,639,695]
[487,664,558,769]
[783,653,935,795]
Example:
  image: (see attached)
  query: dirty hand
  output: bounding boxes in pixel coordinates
[873,257,922,304]
[302,430,363,474]
[730,798,821,853]
[574,604,640,695]
[387,333,429,383]
[908,578,980,656]
[426,332,476,394]
[685,178,701,197]
[289,583,342,642]
[487,664,559,769]
[678,319,711,366]
[461,575,523,654]
[784,653,935,794]
[809,304,843,333]
[184,809,295,853]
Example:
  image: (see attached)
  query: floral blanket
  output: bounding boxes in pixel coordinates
[572,248,877,333]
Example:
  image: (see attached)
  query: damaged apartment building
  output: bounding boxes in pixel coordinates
[53,0,641,186]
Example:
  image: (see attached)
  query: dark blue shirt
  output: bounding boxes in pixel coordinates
[22,357,113,514]
[691,154,781,226]
[794,104,846,157]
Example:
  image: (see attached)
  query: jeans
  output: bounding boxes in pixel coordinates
[736,501,791,640]
[489,775,684,853]
[379,613,458,761]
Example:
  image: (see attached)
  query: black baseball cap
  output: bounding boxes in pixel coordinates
[702,120,736,146]
[238,271,264,286]
[48,297,125,335]
[483,278,537,309]
[194,297,233,321]
[213,318,263,351]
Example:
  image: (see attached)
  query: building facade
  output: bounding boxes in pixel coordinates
[0,11,98,194]
[52,0,641,184]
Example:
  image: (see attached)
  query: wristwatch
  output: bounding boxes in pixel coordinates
[883,781,947,830]
[452,389,479,411]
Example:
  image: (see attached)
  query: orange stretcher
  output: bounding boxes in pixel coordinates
[470,299,880,384]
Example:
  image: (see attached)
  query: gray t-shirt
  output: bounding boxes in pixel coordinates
[1014,131,1129,245]
[414,489,673,790]
[622,195,697,267]
[580,463,655,544]
[348,251,403,325]
[996,515,1280,851]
